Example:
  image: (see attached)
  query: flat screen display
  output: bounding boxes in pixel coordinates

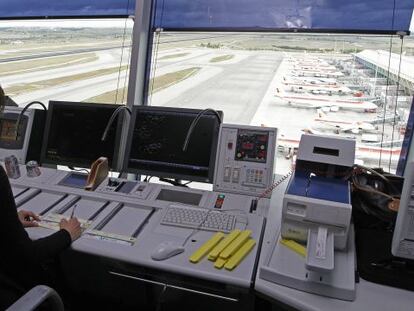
[41,101,121,168]
[125,106,222,183]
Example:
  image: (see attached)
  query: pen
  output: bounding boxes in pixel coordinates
[70,204,77,219]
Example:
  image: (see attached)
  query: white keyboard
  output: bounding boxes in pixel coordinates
[160,205,236,233]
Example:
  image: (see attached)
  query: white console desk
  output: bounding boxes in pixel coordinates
[255,180,414,311]
[5,165,414,310]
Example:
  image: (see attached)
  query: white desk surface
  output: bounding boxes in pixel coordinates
[255,178,414,311]
[10,165,414,309]
[10,166,263,290]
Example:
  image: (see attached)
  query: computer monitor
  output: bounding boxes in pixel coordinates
[124,106,222,183]
[0,106,46,164]
[392,159,414,260]
[41,101,122,169]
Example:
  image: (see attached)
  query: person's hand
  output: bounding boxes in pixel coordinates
[18,210,40,228]
[59,217,81,242]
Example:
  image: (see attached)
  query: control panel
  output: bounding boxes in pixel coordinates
[95,177,153,200]
[0,106,46,164]
[213,124,277,198]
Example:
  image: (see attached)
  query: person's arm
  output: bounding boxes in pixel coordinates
[0,166,76,264]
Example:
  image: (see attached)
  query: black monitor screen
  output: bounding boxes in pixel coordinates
[125,106,222,183]
[41,101,121,168]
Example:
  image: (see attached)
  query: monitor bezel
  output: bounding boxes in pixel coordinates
[123,105,222,183]
[40,100,123,169]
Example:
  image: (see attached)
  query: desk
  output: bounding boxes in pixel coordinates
[255,179,414,311]
[6,166,414,310]
[8,165,266,310]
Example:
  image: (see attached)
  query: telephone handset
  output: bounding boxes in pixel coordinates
[85,157,109,191]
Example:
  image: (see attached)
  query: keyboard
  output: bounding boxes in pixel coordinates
[160,205,236,233]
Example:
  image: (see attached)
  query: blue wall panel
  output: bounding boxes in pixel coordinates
[154,0,413,33]
[0,0,135,18]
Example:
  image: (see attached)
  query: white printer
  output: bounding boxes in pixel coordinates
[282,134,355,272]
[260,134,357,301]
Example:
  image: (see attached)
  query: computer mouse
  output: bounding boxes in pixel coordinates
[151,241,185,261]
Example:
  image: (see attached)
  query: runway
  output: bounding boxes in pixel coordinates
[0,37,405,172]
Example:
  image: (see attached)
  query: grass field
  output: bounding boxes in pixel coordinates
[0,53,99,76]
[84,87,128,104]
[159,53,190,60]
[210,55,234,63]
[5,65,128,95]
[84,67,201,103]
[149,67,201,93]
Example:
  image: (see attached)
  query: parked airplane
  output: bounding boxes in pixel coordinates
[282,76,338,86]
[313,110,377,134]
[275,88,378,112]
[278,136,401,169]
[291,69,344,78]
[286,84,353,96]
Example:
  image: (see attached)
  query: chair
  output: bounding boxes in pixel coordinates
[6,285,64,311]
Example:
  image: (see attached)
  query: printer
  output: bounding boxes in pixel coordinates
[259,134,356,301]
[281,134,355,272]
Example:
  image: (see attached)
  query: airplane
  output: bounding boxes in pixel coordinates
[291,69,344,78]
[313,109,377,134]
[301,127,357,139]
[279,134,401,169]
[285,83,353,96]
[369,112,400,124]
[275,88,378,112]
[365,138,404,147]
[282,76,338,86]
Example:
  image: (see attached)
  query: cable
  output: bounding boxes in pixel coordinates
[182,108,222,152]
[388,34,404,172]
[120,15,134,104]
[68,167,90,174]
[379,0,396,167]
[155,284,168,311]
[148,0,165,105]
[257,170,293,201]
[101,106,132,141]
[159,177,188,187]
[15,101,47,140]
[114,0,131,105]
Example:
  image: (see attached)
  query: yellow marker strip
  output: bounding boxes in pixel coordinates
[214,257,227,269]
[280,238,306,258]
[189,232,225,263]
[219,230,252,259]
[208,229,241,261]
[224,239,256,271]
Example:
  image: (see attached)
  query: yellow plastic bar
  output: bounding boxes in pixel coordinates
[280,238,307,258]
[214,257,227,269]
[208,229,241,261]
[219,230,252,260]
[189,232,225,263]
[224,239,256,271]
